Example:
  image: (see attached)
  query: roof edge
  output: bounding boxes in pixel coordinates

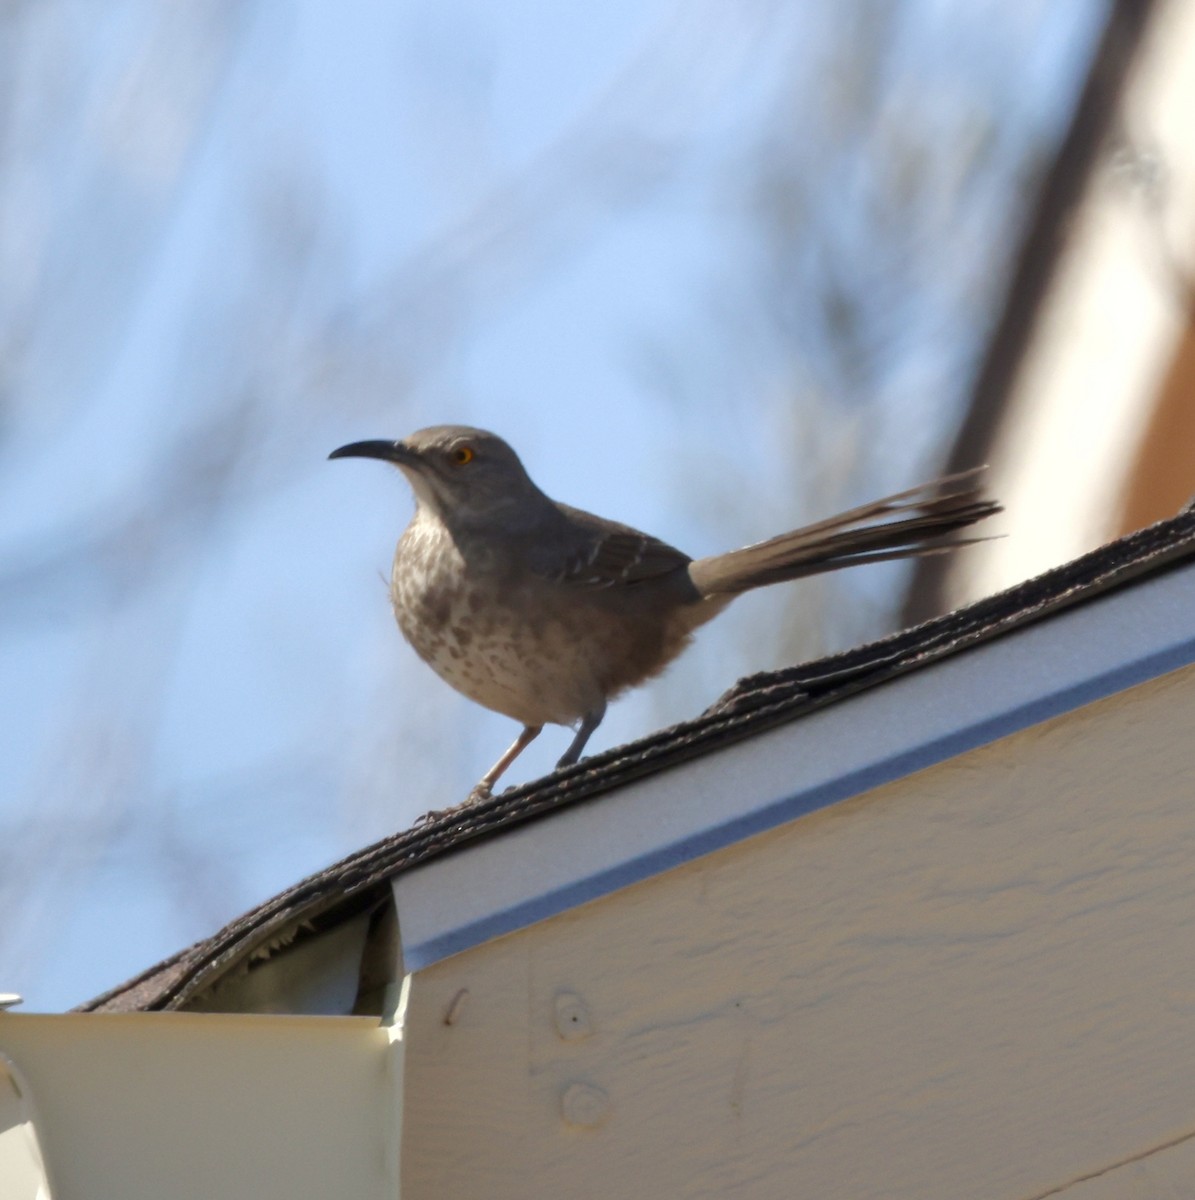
[79,507,1195,1012]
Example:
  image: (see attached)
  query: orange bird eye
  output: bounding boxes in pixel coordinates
[451,445,474,465]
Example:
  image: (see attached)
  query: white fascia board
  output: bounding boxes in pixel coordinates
[395,558,1195,971]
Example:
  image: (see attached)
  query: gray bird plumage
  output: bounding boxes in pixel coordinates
[330,425,1000,800]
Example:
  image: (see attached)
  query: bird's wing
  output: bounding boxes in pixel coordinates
[537,505,692,589]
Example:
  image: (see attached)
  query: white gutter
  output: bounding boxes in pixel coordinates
[0,1048,54,1200]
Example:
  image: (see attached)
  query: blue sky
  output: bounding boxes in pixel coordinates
[0,0,1107,1010]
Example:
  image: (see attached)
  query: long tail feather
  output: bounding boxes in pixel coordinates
[690,472,1001,597]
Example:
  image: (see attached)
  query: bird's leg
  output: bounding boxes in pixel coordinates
[466,724,543,802]
[556,702,607,770]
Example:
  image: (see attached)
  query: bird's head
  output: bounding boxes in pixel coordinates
[329,425,545,526]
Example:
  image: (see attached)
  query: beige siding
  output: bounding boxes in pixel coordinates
[402,664,1195,1200]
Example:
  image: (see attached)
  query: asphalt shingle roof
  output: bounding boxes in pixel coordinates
[77,505,1195,1013]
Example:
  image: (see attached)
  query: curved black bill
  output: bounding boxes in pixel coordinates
[328,439,405,463]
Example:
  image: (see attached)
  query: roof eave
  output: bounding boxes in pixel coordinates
[395,546,1195,970]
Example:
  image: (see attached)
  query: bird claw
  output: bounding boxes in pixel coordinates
[414,782,493,828]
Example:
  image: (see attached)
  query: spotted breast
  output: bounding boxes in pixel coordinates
[390,507,607,728]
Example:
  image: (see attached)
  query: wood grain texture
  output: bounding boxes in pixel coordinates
[402,664,1195,1200]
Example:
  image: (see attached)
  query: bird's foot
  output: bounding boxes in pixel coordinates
[414,785,491,829]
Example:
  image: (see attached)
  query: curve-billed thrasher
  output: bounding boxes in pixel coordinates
[330,425,999,798]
